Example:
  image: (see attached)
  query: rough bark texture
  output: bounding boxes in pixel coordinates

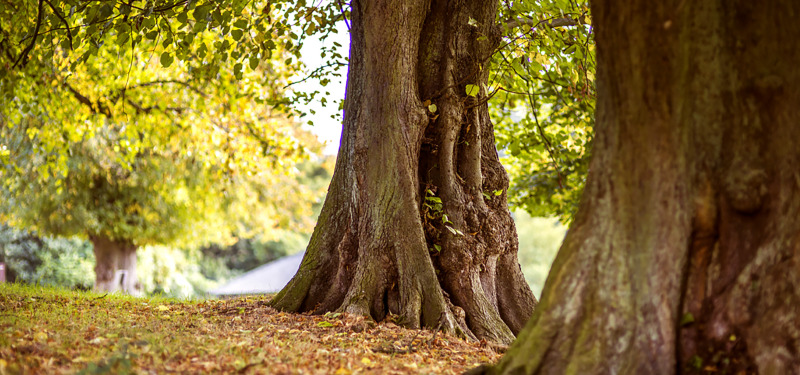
[489,0,800,373]
[269,0,535,344]
[90,236,139,294]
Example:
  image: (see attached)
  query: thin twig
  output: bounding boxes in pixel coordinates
[505,16,581,30]
[13,0,45,68]
[126,79,209,97]
[336,0,351,31]
[43,0,73,50]
[527,83,564,189]
[283,62,346,89]
[429,312,446,344]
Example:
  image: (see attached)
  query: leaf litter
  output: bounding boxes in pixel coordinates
[0,284,500,374]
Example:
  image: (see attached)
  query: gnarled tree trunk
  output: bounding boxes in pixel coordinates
[90,236,139,294]
[269,0,535,344]
[489,0,800,373]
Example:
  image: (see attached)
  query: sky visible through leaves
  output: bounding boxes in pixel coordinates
[295,25,348,155]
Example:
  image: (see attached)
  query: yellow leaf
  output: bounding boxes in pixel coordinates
[361,357,373,366]
[34,331,48,342]
[334,368,351,375]
[156,304,170,311]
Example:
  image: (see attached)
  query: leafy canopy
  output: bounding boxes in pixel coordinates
[491,0,595,223]
[0,0,336,247]
[0,0,594,228]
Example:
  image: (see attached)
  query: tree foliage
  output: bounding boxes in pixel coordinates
[0,0,336,248]
[490,0,594,222]
[2,0,595,225]
[0,223,95,289]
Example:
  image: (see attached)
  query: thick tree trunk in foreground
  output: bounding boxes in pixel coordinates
[490,0,800,373]
[270,0,535,344]
[90,236,139,294]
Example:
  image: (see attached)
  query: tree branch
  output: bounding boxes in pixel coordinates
[283,62,346,89]
[125,79,209,97]
[43,0,72,50]
[12,0,45,68]
[64,82,112,117]
[124,98,184,115]
[505,16,581,30]
[336,0,351,32]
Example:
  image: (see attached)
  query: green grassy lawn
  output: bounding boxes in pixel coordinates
[0,283,500,374]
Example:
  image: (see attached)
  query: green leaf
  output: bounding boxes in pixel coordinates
[192,5,211,21]
[317,321,334,328]
[234,63,243,80]
[249,57,259,70]
[689,355,703,370]
[231,29,244,41]
[425,196,442,204]
[160,52,174,68]
[465,84,479,97]
[428,104,437,112]
[116,32,129,46]
[680,312,695,326]
[233,19,248,29]
[512,58,524,73]
[433,244,442,252]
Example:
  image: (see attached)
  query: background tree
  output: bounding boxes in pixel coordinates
[488,0,800,373]
[0,0,324,293]
[1,109,317,293]
[268,0,588,345]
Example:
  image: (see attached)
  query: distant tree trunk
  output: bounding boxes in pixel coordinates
[488,0,800,373]
[90,236,139,294]
[269,0,535,344]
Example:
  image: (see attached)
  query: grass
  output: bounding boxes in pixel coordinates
[0,283,500,374]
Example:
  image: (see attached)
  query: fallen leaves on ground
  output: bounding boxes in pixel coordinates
[0,284,500,374]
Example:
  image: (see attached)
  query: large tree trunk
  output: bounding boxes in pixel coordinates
[269,0,535,344]
[489,0,800,373]
[90,236,139,294]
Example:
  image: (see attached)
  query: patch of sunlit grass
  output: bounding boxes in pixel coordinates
[0,283,501,374]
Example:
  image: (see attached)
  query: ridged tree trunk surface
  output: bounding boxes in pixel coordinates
[269,0,535,344]
[91,236,139,294]
[489,0,800,373]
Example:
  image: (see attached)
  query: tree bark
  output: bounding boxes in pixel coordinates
[90,236,139,294]
[269,0,535,344]
[489,0,800,373]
